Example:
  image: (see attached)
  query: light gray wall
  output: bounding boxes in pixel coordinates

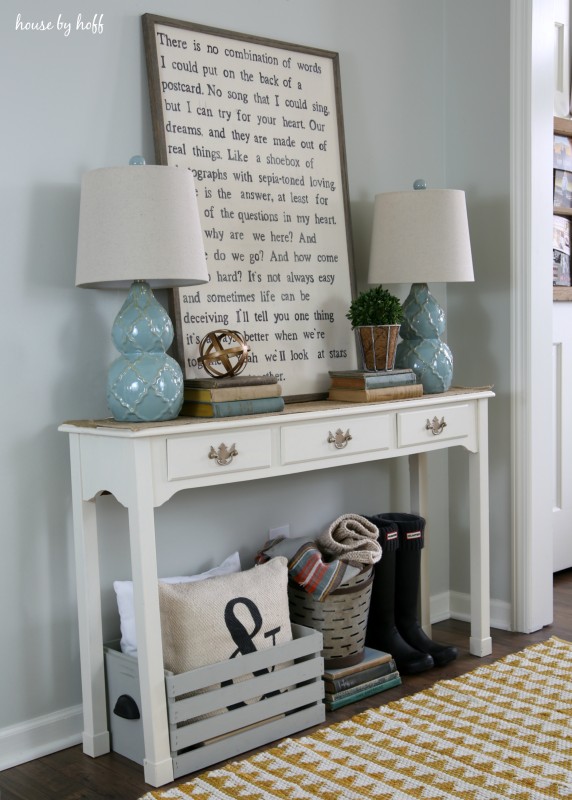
[0,0,512,759]
[443,0,512,605]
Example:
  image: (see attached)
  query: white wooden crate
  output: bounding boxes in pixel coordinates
[104,623,325,778]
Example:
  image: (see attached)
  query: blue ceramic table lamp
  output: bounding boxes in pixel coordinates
[75,161,209,421]
[368,181,474,393]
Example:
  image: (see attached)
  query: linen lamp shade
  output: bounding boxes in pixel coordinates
[368,188,474,285]
[76,165,209,289]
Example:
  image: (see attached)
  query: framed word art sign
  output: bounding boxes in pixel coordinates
[142,14,358,400]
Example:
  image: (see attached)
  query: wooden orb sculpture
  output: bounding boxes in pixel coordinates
[198,329,251,377]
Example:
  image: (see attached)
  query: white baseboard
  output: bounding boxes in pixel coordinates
[446,590,512,632]
[429,590,452,624]
[0,705,82,772]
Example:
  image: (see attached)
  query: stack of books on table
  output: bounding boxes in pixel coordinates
[180,375,284,418]
[327,368,422,403]
[323,647,401,711]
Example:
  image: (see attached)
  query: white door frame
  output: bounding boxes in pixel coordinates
[510,0,554,632]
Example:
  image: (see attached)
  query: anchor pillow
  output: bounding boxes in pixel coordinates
[158,556,292,674]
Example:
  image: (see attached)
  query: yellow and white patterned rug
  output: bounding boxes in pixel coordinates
[139,636,572,800]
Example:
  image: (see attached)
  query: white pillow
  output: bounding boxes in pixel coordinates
[113,551,241,657]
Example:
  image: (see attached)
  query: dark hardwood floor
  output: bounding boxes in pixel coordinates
[2,569,571,800]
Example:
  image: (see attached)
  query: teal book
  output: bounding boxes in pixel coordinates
[323,658,397,694]
[329,369,417,390]
[325,672,402,711]
[181,396,285,418]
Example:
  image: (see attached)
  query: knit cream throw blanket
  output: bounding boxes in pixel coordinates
[317,513,381,567]
[139,636,572,800]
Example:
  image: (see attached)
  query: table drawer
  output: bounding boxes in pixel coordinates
[397,402,472,448]
[281,413,394,466]
[166,428,272,480]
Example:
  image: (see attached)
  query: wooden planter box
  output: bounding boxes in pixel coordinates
[104,623,325,778]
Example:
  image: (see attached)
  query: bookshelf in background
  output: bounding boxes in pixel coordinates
[554,116,572,302]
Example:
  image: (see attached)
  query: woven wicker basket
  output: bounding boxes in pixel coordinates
[287,567,374,669]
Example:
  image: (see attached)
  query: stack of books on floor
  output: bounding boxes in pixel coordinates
[323,647,401,711]
[328,368,422,403]
[180,374,284,418]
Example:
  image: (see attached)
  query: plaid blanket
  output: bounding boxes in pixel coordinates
[256,532,363,601]
[287,542,347,600]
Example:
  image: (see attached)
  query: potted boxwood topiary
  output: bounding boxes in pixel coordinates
[346,285,404,371]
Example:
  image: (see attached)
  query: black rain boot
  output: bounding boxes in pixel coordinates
[364,515,434,675]
[388,512,458,667]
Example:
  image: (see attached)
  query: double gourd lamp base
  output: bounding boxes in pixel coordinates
[396,281,453,395]
[75,160,209,422]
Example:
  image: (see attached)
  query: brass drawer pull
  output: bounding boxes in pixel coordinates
[209,443,238,466]
[327,428,352,449]
[426,416,447,436]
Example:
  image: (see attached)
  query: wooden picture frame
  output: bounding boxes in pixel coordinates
[142,14,357,400]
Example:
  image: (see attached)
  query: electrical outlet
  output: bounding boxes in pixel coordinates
[269,524,291,539]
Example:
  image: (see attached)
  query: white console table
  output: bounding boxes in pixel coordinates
[60,387,493,787]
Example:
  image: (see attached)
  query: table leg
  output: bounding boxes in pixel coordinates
[69,434,110,757]
[409,452,431,634]
[469,400,493,656]
[128,440,174,787]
